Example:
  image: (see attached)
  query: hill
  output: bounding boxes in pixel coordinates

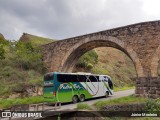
[19,33,55,46]
[73,47,137,87]
[94,47,136,87]
[0,33,5,41]
[0,33,56,98]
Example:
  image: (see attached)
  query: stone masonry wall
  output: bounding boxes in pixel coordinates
[135,77,160,98]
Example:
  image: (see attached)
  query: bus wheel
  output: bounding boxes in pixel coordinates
[105,91,109,98]
[72,95,78,103]
[79,94,85,102]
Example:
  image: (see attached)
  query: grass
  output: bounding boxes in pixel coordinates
[114,86,135,92]
[0,96,44,108]
[76,103,92,110]
[94,95,147,110]
[0,96,45,109]
[0,94,60,109]
[0,67,43,96]
[21,33,55,46]
[75,96,159,119]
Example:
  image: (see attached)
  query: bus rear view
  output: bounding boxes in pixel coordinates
[43,73,56,102]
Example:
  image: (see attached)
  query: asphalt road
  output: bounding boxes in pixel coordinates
[46,89,135,111]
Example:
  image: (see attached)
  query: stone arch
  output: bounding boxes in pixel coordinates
[60,36,144,77]
[151,45,160,77]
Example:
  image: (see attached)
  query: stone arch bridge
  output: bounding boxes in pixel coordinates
[42,20,160,98]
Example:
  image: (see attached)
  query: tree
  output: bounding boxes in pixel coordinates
[75,50,98,70]
[0,38,8,59]
[0,44,5,59]
[14,41,46,73]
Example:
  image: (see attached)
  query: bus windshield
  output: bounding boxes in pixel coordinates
[44,73,54,81]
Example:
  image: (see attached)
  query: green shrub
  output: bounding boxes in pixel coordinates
[87,63,93,70]
[0,66,25,81]
[0,38,9,59]
[145,99,160,112]
[14,41,45,73]
[76,50,98,70]
[0,45,5,59]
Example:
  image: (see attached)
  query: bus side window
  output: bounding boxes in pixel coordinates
[57,74,78,82]
[67,75,77,82]
[57,74,67,82]
[88,76,99,82]
[77,75,86,82]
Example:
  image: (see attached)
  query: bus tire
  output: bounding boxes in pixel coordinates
[72,95,78,103]
[79,94,85,102]
[105,91,109,98]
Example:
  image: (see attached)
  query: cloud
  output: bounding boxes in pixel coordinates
[141,0,160,18]
[0,0,159,40]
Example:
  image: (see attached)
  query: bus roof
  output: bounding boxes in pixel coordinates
[45,72,111,78]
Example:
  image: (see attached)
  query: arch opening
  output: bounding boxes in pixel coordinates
[73,47,137,87]
[61,40,138,76]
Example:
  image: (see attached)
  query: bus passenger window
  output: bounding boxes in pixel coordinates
[88,76,99,82]
[77,75,86,82]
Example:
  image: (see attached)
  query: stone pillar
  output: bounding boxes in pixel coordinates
[135,77,160,98]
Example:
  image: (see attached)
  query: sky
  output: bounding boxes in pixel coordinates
[0,0,160,40]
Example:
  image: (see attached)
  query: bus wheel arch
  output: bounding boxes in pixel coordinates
[72,95,79,103]
[79,94,85,102]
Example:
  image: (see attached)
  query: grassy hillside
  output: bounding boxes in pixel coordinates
[95,47,136,87]
[0,33,56,98]
[19,33,55,46]
[74,47,137,87]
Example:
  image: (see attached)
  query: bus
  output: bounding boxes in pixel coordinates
[43,72,113,103]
